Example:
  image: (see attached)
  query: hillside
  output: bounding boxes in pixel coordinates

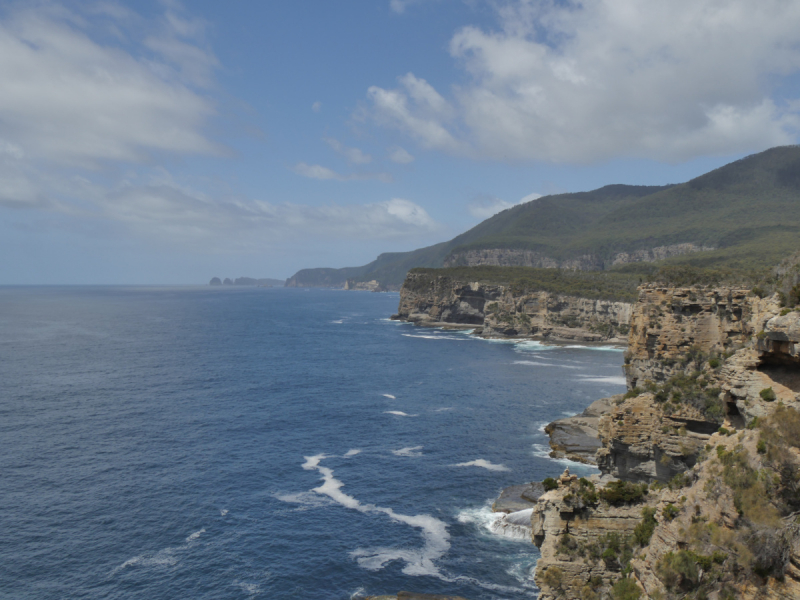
[286,146,800,289]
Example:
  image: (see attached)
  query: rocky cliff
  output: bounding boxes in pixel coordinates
[394,271,632,343]
[529,278,800,599]
[443,244,713,270]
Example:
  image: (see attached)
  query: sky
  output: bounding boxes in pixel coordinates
[2,0,800,284]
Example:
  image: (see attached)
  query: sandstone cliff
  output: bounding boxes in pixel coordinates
[394,271,632,343]
[443,244,713,270]
[530,278,800,599]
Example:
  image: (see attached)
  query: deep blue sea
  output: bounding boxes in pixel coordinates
[0,286,626,600]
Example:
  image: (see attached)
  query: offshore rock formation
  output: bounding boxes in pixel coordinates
[394,272,632,343]
[530,279,800,599]
[443,244,713,270]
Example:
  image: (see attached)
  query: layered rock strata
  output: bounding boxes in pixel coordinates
[394,272,631,343]
[529,283,800,599]
[443,243,713,270]
[545,396,620,465]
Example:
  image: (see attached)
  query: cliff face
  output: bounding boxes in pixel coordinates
[531,280,800,599]
[395,272,632,342]
[442,244,713,270]
[624,284,757,388]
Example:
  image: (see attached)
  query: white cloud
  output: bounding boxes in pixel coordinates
[100,182,439,244]
[0,5,220,168]
[368,0,800,163]
[388,146,415,164]
[367,73,464,153]
[467,192,541,220]
[324,137,372,164]
[389,0,442,14]
[312,101,322,113]
[292,162,391,182]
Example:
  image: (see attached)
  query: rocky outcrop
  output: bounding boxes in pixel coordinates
[532,469,680,600]
[344,279,385,292]
[546,396,620,464]
[610,243,715,266]
[492,482,545,513]
[443,249,604,270]
[596,393,717,483]
[443,244,713,270]
[394,272,632,343]
[530,283,800,598]
[624,284,757,388]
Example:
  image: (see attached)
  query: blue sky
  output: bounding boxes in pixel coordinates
[2,0,799,284]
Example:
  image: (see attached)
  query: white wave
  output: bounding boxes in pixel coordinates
[531,444,600,472]
[302,454,450,578]
[452,459,510,472]
[113,526,206,574]
[434,407,454,412]
[117,551,177,570]
[456,505,532,541]
[344,449,361,457]
[382,394,396,399]
[576,375,627,385]
[235,581,261,595]
[514,340,553,351]
[273,491,334,508]
[220,509,229,516]
[384,410,418,417]
[185,529,205,542]
[350,587,368,600]
[392,446,423,457]
[512,360,581,369]
[563,344,625,352]
[537,421,549,433]
[331,319,344,324]
[401,334,465,341]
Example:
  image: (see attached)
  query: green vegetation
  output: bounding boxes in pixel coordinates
[289,146,800,288]
[633,507,658,546]
[541,566,564,590]
[542,477,559,491]
[645,357,726,421]
[598,481,649,504]
[759,387,777,402]
[405,265,642,302]
[662,503,680,521]
[610,577,641,600]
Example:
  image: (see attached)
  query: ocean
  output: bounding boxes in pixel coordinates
[0,286,626,599]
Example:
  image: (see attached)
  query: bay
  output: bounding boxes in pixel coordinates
[0,286,626,599]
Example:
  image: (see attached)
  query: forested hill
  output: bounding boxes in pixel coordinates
[286,145,800,289]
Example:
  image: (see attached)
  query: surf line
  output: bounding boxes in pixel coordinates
[302,453,449,577]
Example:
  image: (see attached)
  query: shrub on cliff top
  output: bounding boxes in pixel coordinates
[542,477,558,491]
[599,481,649,504]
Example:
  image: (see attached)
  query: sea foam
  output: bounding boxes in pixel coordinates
[452,459,510,472]
[302,454,450,578]
[392,446,423,457]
